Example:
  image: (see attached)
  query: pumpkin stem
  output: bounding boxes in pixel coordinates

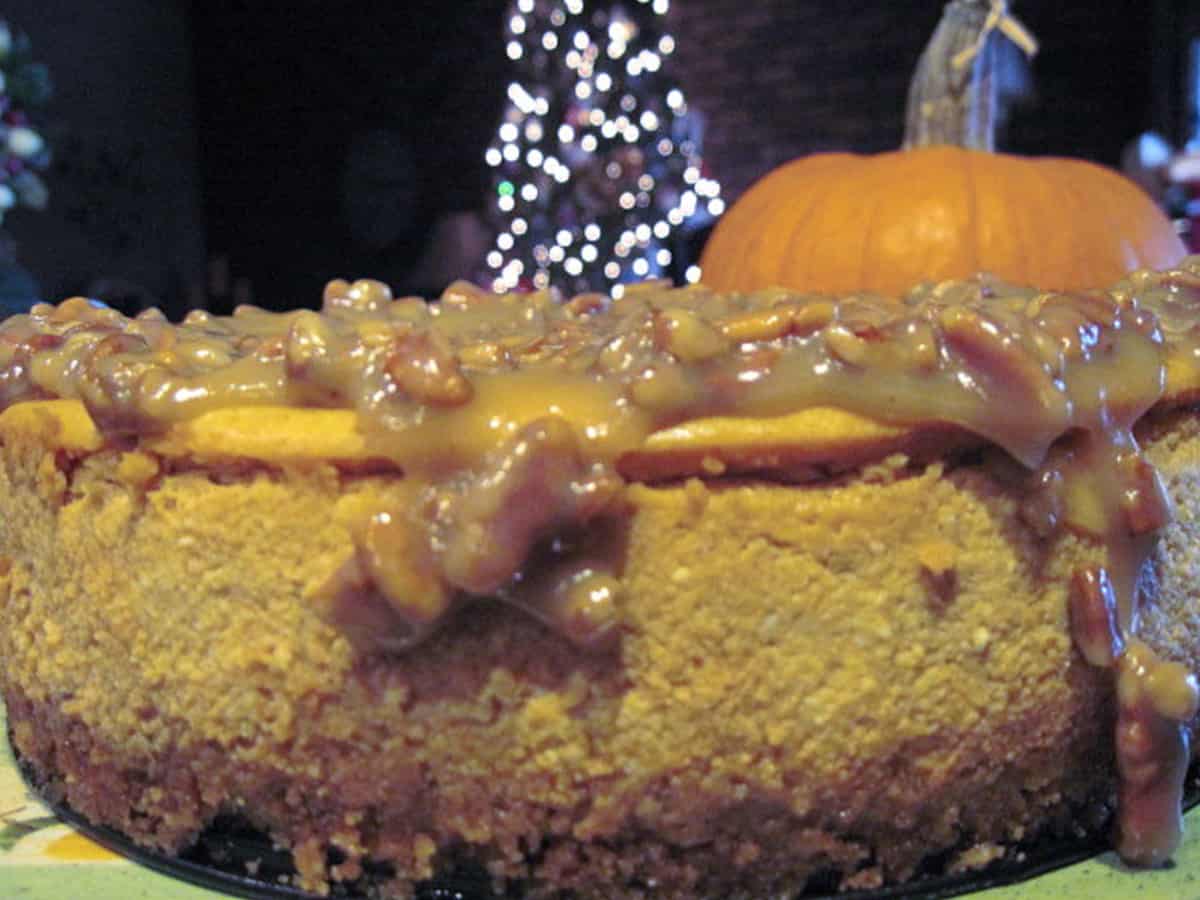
[903,0,1038,152]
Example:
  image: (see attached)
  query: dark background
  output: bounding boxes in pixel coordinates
[2,0,1198,314]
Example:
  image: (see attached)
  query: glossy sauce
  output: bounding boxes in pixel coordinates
[4,259,1200,865]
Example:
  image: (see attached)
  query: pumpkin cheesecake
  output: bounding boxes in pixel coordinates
[3,262,1200,896]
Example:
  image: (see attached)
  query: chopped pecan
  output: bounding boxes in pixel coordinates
[324,278,393,313]
[439,279,493,310]
[385,329,473,407]
[938,305,1059,411]
[1121,455,1172,536]
[439,417,624,596]
[654,307,728,363]
[718,308,793,343]
[563,292,609,317]
[1069,566,1124,668]
[357,507,454,630]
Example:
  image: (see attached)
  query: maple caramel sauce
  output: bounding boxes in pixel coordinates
[4,258,1200,864]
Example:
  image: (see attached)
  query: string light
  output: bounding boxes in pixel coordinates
[484,0,723,295]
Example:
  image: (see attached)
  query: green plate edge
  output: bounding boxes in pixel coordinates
[3,699,1199,900]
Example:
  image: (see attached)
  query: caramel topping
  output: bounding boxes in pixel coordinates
[1069,568,1124,669]
[6,259,1200,868]
[3,267,1199,632]
[1114,638,1200,866]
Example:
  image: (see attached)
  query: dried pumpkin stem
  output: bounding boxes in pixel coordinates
[903,0,1037,152]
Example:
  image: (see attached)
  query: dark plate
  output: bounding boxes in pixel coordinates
[22,748,1187,900]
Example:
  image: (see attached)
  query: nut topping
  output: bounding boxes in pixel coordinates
[384,329,473,407]
[5,259,1200,869]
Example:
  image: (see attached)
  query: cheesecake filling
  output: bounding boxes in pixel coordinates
[3,259,1200,862]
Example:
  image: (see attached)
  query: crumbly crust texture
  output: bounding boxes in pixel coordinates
[4,404,1200,896]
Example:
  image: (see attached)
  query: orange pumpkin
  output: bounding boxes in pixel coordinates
[699,1,1187,297]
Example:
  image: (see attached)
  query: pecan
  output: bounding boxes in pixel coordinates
[439,279,493,310]
[1018,466,1064,537]
[823,322,881,367]
[47,296,121,327]
[439,417,624,596]
[387,297,432,324]
[718,308,793,343]
[791,300,837,336]
[1121,455,1172,536]
[311,553,440,654]
[654,307,728,363]
[357,507,453,630]
[1068,566,1124,668]
[89,332,152,364]
[284,310,334,377]
[896,319,939,371]
[126,314,177,352]
[630,361,699,412]
[321,278,351,310]
[182,308,215,326]
[510,561,621,648]
[385,329,473,407]
[563,292,609,318]
[1032,296,1110,363]
[938,305,1058,409]
[457,341,512,370]
[324,278,393,312]
[1114,639,1197,866]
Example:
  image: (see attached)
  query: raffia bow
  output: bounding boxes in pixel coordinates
[952,0,1038,69]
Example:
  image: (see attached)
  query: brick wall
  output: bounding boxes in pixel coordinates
[672,0,1160,202]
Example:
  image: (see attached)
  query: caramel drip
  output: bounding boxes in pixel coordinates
[1114,639,1199,865]
[4,260,1200,867]
[1061,428,1198,865]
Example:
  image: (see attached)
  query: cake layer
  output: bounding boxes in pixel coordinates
[0,396,966,475]
[3,402,1200,896]
[4,266,1200,893]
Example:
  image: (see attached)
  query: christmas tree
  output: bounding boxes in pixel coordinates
[483,0,722,297]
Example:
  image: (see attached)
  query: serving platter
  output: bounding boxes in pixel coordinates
[3,699,1198,900]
